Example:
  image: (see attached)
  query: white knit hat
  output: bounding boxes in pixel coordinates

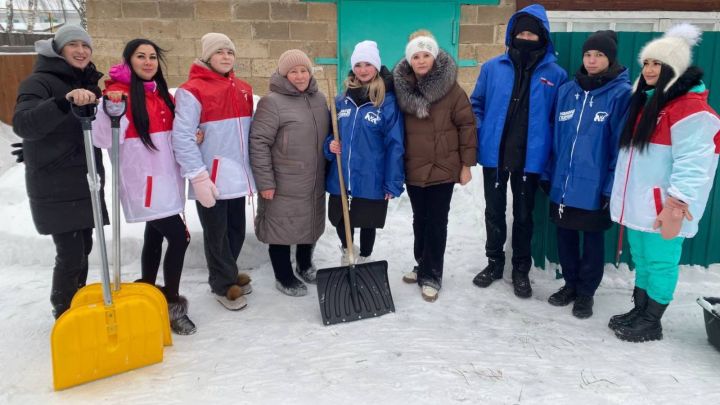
[405,36,439,63]
[351,40,381,72]
[638,24,702,91]
[200,33,236,63]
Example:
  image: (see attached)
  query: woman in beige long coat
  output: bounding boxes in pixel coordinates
[249,49,330,297]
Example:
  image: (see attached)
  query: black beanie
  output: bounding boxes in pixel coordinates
[582,30,618,64]
[512,14,544,38]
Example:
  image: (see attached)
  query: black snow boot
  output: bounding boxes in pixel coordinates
[614,298,668,342]
[275,278,308,297]
[168,296,197,335]
[548,285,577,306]
[511,268,532,298]
[572,295,594,319]
[472,259,505,288]
[608,287,648,330]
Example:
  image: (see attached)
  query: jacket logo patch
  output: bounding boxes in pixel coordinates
[594,112,609,122]
[337,108,351,119]
[559,109,575,121]
[364,111,380,124]
[540,77,555,87]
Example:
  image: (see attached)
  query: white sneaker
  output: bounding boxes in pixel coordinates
[340,245,359,266]
[356,255,372,264]
[214,293,248,311]
[402,270,418,283]
[421,285,438,302]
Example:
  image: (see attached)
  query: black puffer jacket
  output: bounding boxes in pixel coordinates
[13,38,107,235]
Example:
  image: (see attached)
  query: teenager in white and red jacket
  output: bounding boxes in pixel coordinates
[609,24,720,342]
[171,33,255,311]
[94,39,195,335]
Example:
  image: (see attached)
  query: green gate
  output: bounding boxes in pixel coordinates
[532,31,720,269]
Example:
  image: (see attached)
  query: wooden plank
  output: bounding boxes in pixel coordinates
[0,54,37,125]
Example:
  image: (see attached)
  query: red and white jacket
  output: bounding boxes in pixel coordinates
[172,61,255,200]
[610,88,720,238]
[94,63,185,223]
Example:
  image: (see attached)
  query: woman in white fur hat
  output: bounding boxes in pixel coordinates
[325,40,405,267]
[608,24,720,342]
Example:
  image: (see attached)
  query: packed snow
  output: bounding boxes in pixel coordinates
[0,127,719,404]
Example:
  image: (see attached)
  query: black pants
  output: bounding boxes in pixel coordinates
[196,197,245,296]
[50,228,93,318]
[335,224,376,257]
[139,214,190,302]
[268,244,314,284]
[407,182,454,289]
[557,227,605,297]
[483,168,539,273]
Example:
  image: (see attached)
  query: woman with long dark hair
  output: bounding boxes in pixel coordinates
[609,24,720,342]
[94,38,195,335]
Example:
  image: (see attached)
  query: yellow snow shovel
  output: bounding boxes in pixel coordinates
[51,104,165,391]
[70,96,172,347]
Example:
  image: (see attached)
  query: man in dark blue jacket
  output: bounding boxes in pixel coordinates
[470,4,567,298]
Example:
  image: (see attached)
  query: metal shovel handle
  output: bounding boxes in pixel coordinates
[103,95,127,292]
[74,103,113,307]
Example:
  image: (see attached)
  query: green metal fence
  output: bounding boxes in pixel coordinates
[532,31,720,269]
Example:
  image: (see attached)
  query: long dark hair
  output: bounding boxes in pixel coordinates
[619,64,675,151]
[121,38,175,151]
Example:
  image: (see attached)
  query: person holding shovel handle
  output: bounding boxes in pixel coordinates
[609,24,720,342]
[393,30,477,302]
[94,38,196,335]
[325,40,405,267]
[249,49,330,297]
[12,25,106,319]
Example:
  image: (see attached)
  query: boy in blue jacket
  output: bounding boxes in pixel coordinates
[470,4,567,298]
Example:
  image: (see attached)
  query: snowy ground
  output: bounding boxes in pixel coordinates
[0,138,719,404]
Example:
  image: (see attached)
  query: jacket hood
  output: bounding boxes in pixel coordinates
[269,71,319,96]
[506,4,555,55]
[393,49,457,118]
[107,63,157,93]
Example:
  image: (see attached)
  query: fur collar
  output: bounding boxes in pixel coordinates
[664,66,703,105]
[393,50,457,118]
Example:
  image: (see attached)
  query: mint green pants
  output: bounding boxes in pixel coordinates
[627,229,684,304]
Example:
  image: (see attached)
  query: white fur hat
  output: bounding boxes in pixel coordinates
[638,23,702,91]
[405,36,439,63]
[351,40,381,72]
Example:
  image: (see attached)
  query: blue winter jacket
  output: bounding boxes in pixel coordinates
[470,4,567,173]
[325,91,405,200]
[546,68,632,210]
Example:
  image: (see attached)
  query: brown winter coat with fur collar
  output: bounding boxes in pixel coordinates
[393,50,477,187]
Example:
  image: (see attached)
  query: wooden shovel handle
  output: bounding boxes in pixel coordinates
[328,80,355,264]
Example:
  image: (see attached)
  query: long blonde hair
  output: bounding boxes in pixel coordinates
[344,69,386,107]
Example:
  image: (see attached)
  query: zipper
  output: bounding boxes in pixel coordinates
[306,93,320,240]
[559,90,589,218]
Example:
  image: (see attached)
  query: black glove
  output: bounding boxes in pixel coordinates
[10,142,23,163]
[539,180,551,195]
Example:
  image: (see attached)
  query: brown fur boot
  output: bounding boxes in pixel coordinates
[236,273,252,295]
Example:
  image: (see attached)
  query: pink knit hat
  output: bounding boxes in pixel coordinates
[277,49,313,76]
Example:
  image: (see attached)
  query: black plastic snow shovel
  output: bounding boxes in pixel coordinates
[315,82,395,326]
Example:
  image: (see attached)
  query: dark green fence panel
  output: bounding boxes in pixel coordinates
[533,31,720,269]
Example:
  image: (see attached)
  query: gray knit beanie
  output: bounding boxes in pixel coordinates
[53,25,92,52]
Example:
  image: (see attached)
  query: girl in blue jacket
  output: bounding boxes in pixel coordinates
[325,40,405,265]
[544,31,632,319]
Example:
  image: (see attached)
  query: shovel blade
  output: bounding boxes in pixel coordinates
[316,260,394,326]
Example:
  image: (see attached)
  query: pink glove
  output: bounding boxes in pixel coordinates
[653,196,693,239]
[191,171,218,208]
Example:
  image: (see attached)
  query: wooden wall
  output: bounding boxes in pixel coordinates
[0,54,36,125]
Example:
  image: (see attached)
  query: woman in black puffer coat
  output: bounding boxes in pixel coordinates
[13,25,107,319]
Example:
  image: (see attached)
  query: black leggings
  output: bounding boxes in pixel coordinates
[51,228,93,318]
[140,215,189,301]
[268,244,314,284]
[335,225,376,257]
